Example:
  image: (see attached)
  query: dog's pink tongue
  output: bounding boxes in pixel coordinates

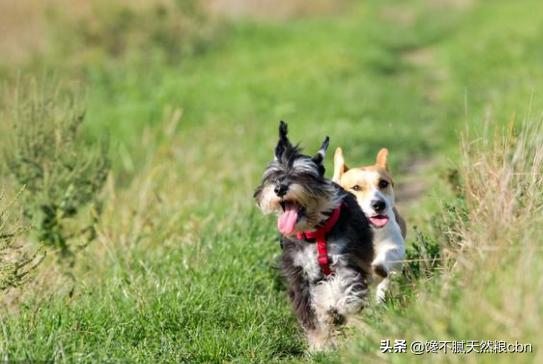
[278,204,298,236]
[369,215,389,228]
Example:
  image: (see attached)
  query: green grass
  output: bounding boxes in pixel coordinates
[1,0,543,362]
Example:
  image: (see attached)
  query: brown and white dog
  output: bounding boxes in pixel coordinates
[333,147,406,302]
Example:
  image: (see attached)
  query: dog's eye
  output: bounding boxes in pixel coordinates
[378,180,389,189]
[352,185,361,191]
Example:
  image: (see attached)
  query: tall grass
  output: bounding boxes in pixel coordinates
[457,119,543,256]
[0,194,43,294]
[340,118,543,363]
[4,79,110,262]
[1,1,543,361]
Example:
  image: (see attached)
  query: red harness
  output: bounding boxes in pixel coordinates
[296,205,342,276]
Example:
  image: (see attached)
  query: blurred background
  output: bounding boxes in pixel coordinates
[1,0,542,362]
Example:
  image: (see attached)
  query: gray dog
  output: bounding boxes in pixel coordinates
[254,121,374,351]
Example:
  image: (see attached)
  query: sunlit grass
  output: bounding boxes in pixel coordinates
[1,0,543,362]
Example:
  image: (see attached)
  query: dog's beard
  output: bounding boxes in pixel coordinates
[256,182,341,236]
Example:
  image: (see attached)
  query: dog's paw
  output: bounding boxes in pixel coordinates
[306,328,336,353]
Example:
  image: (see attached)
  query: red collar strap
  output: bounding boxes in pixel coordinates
[296,205,342,276]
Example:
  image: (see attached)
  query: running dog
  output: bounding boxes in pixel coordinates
[333,147,406,302]
[254,122,374,350]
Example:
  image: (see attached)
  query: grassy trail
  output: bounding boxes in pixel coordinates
[2,1,543,362]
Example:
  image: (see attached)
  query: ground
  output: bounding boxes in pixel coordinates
[0,0,542,362]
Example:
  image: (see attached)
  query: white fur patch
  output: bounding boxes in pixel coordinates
[293,241,369,330]
[311,268,367,320]
[293,244,321,282]
[256,184,279,214]
[292,158,319,176]
[370,202,405,302]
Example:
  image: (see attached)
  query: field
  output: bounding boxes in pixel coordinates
[1,0,542,362]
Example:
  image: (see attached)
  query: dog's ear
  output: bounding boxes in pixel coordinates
[376,148,389,170]
[275,121,292,160]
[333,147,349,182]
[312,136,329,165]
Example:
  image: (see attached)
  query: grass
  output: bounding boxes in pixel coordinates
[339,117,543,364]
[1,0,542,362]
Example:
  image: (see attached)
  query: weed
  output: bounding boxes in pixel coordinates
[4,79,109,262]
[404,226,441,280]
[0,193,43,293]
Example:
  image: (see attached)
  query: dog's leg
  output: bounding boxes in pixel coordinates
[371,262,389,303]
[307,271,368,351]
[375,277,390,303]
[282,256,317,329]
[306,324,335,352]
[308,290,336,352]
[372,239,404,303]
[306,306,345,352]
[308,279,348,352]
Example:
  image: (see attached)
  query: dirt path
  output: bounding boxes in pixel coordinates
[395,157,438,213]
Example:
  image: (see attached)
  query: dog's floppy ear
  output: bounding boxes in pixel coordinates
[376,148,389,170]
[333,147,349,183]
[312,136,329,165]
[275,121,292,160]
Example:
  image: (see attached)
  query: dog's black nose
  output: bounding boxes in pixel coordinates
[274,184,288,197]
[371,199,386,213]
